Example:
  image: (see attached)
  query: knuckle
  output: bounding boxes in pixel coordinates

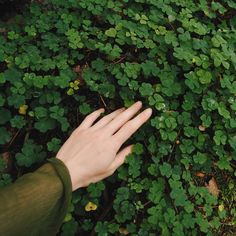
[136,114,144,123]
[112,137,122,147]
[125,120,136,130]
[72,127,84,137]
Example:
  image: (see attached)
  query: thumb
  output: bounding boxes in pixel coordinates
[109,144,134,171]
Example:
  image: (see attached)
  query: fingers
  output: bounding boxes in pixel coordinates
[91,107,126,130]
[77,108,105,131]
[112,108,152,149]
[103,101,143,136]
[108,144,133,170]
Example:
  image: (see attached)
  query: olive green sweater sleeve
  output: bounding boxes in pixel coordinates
[0,157,72,236]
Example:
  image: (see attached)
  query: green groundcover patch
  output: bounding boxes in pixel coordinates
[0,0,236,235]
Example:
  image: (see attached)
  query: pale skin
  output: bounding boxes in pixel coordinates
[56,101,152,191]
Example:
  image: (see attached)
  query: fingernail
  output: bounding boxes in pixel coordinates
[144,108,152,116]
[136,101,142,106]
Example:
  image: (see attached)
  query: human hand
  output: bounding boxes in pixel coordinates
[56,101,152,191]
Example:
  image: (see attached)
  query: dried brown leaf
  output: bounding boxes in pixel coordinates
[73,65,81,73]
[195,171,205,178]
[205,177,220,197]
[198,125,206,131]
[0,152,12,173]
[119,227,129,235]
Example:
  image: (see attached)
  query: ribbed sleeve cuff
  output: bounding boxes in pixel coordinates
[46,157,72,233]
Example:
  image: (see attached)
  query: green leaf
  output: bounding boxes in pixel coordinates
[164,117,177,130]
[0,73,6,84]
[213,130,227,145]
[218,102,230,119]
[170,185,187,206]
[160,162,172,178]
[132,143,144,155]
[87,181,105,198]
[197,69,212,84]
[229,135,236,150]
[4,68,22,84]
[34,107,48,118]
[61,218,78,235]
[0,174,13,187]
[148,179,165,204]
[91,59,105,72]
[65,29,84,49]
[10,115,26,129]
[139,82,154,96]
[193,152,208,164]
[47,138,61,152]
[217,155,232,170]
[0,95,5,106]
[105,28,117,37]
[15,139,46,167]
[0,127,11,145]
[0,108,11,124]
[127,155,142,178]
[34,118,57,133]
[79,103,92,115]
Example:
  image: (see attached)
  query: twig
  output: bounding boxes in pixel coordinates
[168,23,175,31]
[24,122,33,143]
[97,201,114,222]
[6,129,21,149]
[99,94,107,108]
[112,55,127,65]
[90,200,114,236]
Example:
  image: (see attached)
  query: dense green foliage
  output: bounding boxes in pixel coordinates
[0,0,236,235]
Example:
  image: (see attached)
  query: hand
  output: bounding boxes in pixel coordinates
[56,101,152,191]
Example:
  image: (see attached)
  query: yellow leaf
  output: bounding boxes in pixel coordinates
[85,201,97,212]
[18,105,28,115]
[74,80,80,85]
[218,204,224,212]
[67,88,74,95]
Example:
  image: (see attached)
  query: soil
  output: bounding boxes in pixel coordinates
[0,0,29,21]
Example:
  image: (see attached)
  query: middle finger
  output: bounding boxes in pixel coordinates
[102,101,142,136]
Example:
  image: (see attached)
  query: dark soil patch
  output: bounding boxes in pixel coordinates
[0,0,30,21]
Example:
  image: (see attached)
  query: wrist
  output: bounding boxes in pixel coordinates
[59,159,87,191]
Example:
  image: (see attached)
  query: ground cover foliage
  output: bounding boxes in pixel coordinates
[0,0,236,235]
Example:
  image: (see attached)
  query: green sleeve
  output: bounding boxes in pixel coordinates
[0,157,72,236]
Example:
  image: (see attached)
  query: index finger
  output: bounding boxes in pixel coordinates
[112,108,152,150]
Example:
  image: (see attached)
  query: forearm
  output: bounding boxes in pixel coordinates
[0,158,72,236]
